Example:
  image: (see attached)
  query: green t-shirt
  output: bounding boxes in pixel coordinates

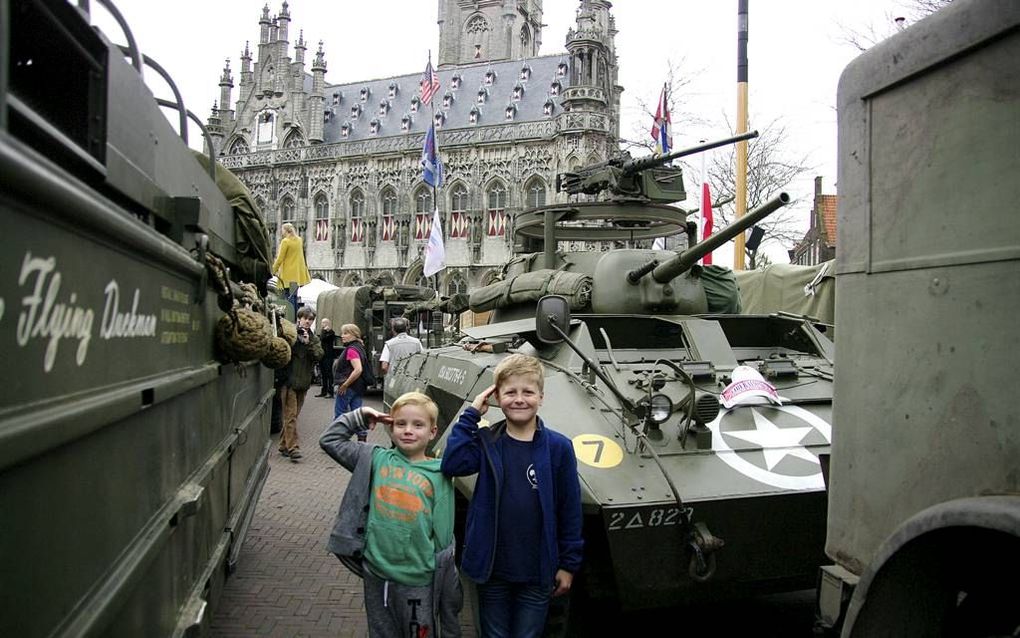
[363,448,455,586]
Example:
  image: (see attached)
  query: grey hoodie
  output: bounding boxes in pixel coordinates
[320,409,462,638]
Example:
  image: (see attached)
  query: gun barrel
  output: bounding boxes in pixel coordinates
[651,192,790,283]
[622,130,760,175]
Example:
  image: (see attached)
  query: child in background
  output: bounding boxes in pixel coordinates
[320,393,462,638]
[441,354,583,638]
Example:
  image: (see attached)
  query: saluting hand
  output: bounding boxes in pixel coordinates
[471,384,497,416]
[360,407,392,429]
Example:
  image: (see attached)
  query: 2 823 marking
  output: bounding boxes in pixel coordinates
[607,507,682,531]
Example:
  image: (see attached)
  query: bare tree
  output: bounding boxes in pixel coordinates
[839,0,954,51]
[624,57,709,153]
[703,116,812,265]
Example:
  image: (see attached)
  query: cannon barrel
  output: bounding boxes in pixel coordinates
[650,192,791,283]
[621,130,760,175]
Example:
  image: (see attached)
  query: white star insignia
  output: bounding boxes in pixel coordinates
[723,409,818,470]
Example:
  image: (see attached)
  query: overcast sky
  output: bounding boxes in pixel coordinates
[90,0,911,264]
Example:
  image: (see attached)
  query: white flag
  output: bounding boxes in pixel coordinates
[423,205,446,277]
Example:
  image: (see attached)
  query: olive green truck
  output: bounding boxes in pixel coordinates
[817,1,1020,635]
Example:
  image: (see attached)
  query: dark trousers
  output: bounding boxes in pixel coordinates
[319,356,335,394]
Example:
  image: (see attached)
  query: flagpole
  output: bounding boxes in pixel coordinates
[734,0,749,270]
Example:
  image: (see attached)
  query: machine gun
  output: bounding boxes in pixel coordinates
[556,131,759,204]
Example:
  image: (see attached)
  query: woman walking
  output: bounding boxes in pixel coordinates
[271,222,311,311]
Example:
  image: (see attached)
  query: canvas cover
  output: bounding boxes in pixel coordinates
[734,260,835,324]
[469,269,593,312]
[700,265,743,314]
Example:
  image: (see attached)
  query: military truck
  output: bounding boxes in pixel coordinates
[1,1,275,635]
[384,133,836,632]
[816,1,1020,634]
[316,284,437,390]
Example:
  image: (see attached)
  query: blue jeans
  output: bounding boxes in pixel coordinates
[334,389,365,440]
[476,578,552,638]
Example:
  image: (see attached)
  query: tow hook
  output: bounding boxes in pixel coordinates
[688,522,725,582]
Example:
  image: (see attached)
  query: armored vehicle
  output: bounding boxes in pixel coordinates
[384,134,836,627]
[1,1,276,635]
[817,1,1020,634]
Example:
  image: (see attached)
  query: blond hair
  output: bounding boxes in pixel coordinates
[281,222,296,237]
[493,353,544,392]
[390,391,439,428]
[340,323,362,340]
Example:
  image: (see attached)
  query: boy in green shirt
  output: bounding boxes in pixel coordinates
[320,392,461,638]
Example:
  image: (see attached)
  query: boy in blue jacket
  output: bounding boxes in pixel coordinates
[441,354,583,638]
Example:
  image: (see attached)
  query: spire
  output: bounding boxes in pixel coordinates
[313,40,327,72]
[219,58,233,86]
[259,4,271,43]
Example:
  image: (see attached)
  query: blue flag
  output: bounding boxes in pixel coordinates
[421,123,444,188]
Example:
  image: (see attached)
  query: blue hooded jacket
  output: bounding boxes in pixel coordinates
[440,407,583,586]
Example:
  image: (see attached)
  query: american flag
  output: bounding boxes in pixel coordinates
[420,58,440,106]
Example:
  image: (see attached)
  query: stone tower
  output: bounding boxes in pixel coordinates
[438,0,544,68]
[561,0,620,140]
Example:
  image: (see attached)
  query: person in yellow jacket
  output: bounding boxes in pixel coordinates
[272,222,311,310]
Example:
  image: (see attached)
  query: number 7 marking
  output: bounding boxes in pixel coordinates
[582,439,604,464]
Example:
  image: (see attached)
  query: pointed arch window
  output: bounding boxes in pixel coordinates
[483,68,496,86]
[469,106,481,125]
[434,112,446,129]
[228,137,249,155]
[359,86,370,102]
[350,190,365,243]
[512,84,524,101]
[369,119,381,135]
[387,82,399,99]
[477,87,488,105]
[525,178,547,209]
[519,64,531,81]
[549,80,562,97]
[543,99,556,116]
[442,91,455,109]
[451,184,470,239]
[401,114,413,132]
[332,91,342,105]
[450,74,462,90]
[350,103,362,119]
[410,96,421,113]
[381,187,397,242]
[447,272,468,296]
[556,61,569,77]
[340,122,352,138]
[504,104,517,121]
[280,195,296,223]
[283,130,304,148]
[486,182,507,237]
[414,186,433,241]
[314,194,330,241]
[378,100,390,116]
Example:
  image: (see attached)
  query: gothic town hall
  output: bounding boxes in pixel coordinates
[209,0,620,295]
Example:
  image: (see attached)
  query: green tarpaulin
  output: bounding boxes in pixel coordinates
[734,260,836,324]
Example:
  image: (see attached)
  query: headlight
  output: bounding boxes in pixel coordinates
[649,394,672,424]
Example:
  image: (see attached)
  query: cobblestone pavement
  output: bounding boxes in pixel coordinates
[211,388,477,638]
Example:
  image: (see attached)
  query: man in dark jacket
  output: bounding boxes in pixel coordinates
[280,306,323,461]
[316,318,337,397]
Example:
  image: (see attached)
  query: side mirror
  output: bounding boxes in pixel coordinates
[536,295,570,344]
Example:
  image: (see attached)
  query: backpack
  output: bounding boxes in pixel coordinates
[349,342,376,391]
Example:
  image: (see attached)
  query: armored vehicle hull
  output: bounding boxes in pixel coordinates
[386,311,834,612]
[1,2,272,635]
